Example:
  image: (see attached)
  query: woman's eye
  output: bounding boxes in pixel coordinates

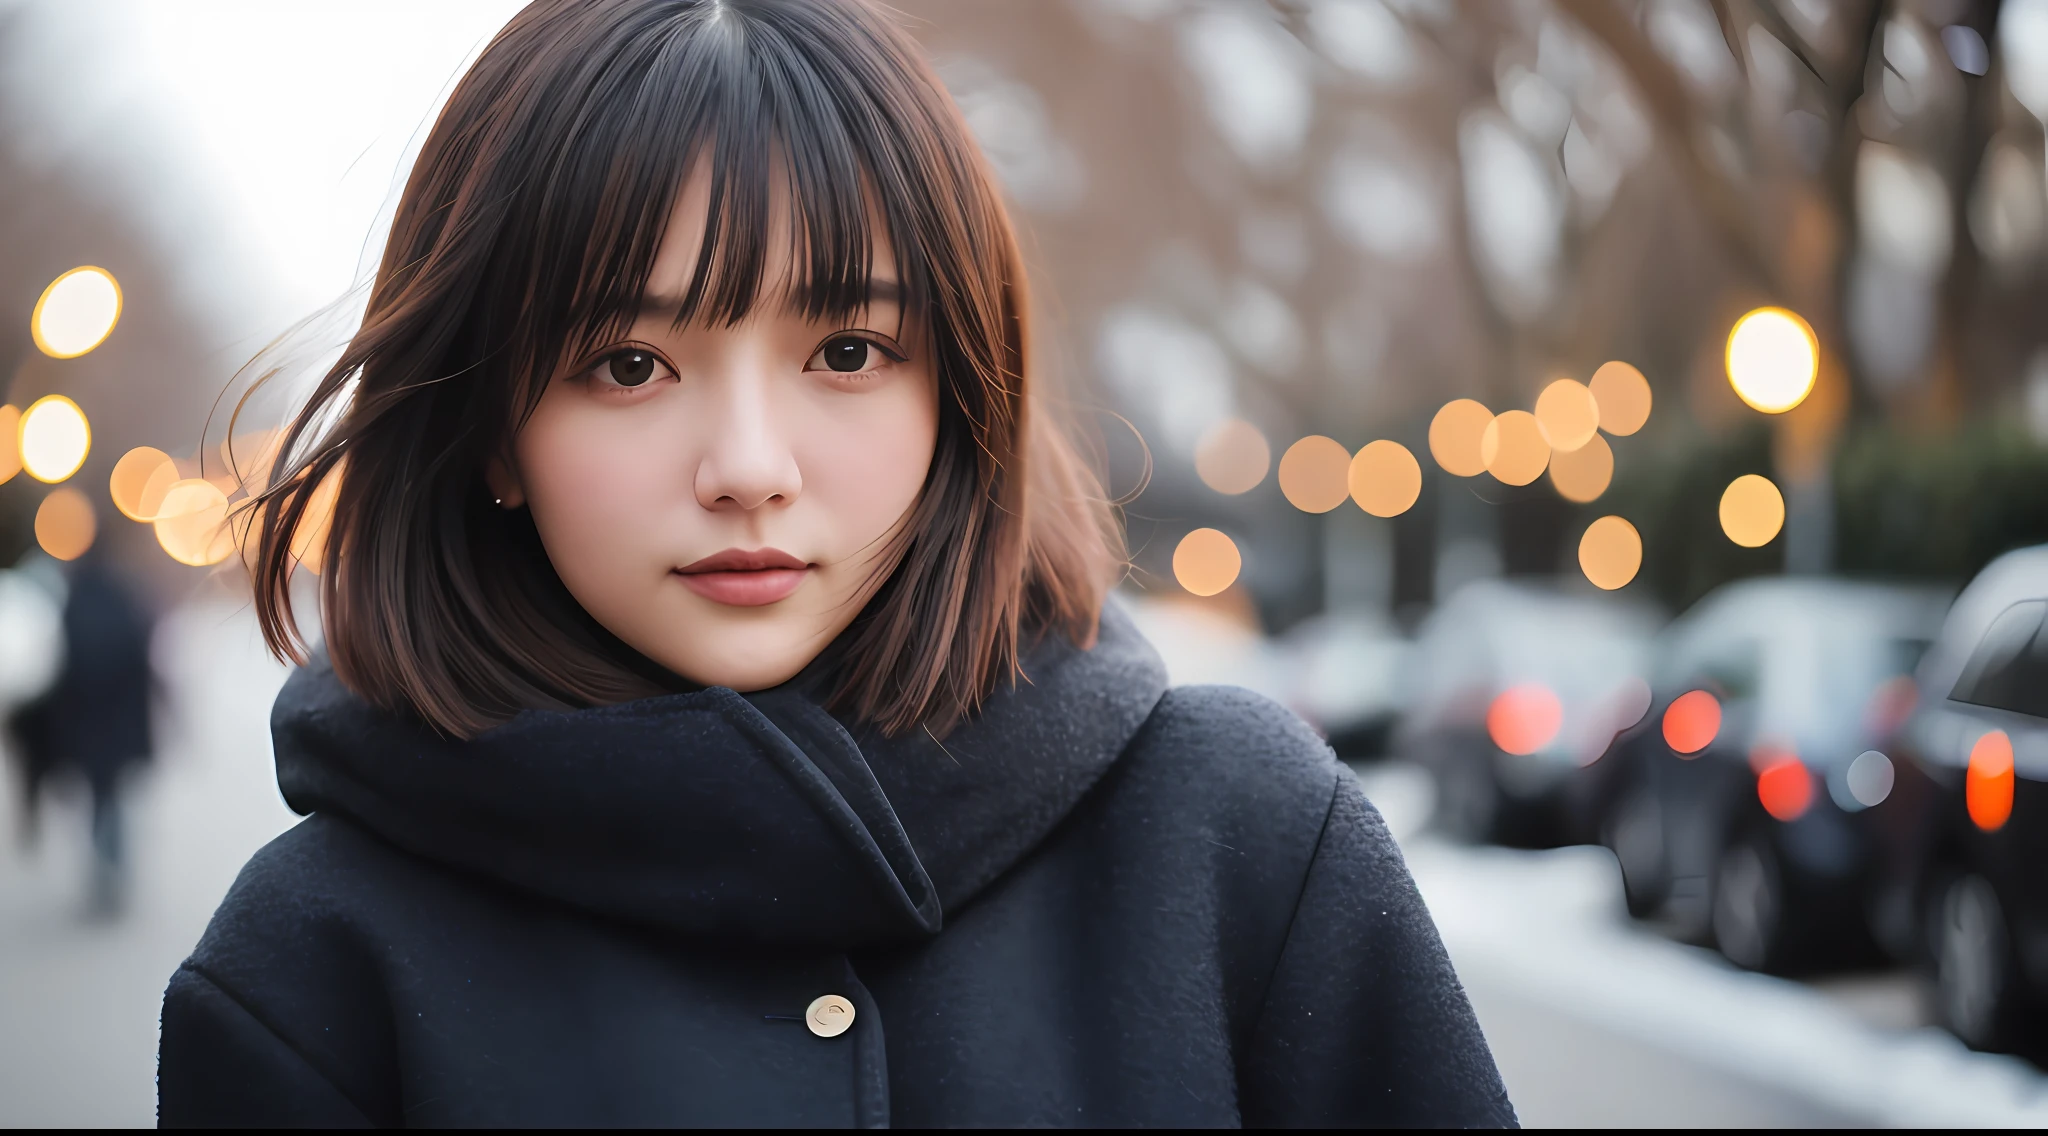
[603,349,661,387]
[810,336,877,374]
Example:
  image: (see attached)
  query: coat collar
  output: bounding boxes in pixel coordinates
[271,603,1166,949]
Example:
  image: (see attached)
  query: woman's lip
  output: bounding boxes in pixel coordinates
[677,547,809,573]
[673,549,811,606]
[673,566,808,606]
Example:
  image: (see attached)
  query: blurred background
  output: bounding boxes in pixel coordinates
[5,0,2048,1126]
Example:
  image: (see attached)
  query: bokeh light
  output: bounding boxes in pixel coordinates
[1845,750,1895,809]
[1725,307,1818,414]
[1548,432,1613,503]
[1756,755,1813,822]
[1663,690,1721,754]
[1277,435,1352,512]
[153,478,235,566]
[110,446,177,521]
[1719,474,1785,547]
[290,468,344,572]
[1172,527,1241,597]
[30,267,122,359]
[1967,729,2014,832]
[1194,418,1271,495]
[1480,409,1549,485]
[1428,399,1493,477]
[1589,360,1652,435]
[1577,515,1640,590]
[19,394,90,483]
[1487,683,1562,756]
[0,405,18,485]
[222,428,285,495]
[1348,440,1420,518]
[1534,379,1599,452]
[33,487,95,561]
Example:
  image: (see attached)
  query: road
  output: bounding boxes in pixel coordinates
[2,600,2046,1126]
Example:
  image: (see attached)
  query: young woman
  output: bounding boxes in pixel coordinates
[157,0,1513,1127]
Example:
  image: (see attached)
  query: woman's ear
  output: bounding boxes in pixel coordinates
[485,455,527,509]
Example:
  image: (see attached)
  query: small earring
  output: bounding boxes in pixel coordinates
[493,496,504,507]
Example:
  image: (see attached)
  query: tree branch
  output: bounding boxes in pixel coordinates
[1555,0,1783,296]
[1707,0,1750,79]
[1743,0,1832,90]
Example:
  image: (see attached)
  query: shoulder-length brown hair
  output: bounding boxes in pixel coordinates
[243,0,1121,738]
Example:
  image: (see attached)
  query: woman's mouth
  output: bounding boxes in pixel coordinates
[672,548,811,606]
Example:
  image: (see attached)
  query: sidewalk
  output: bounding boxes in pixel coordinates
[0,595,299,1127]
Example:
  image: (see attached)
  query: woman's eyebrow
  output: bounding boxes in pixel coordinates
[636,277,904,317]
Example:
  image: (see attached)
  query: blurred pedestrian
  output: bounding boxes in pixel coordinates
[157,0,1514,1127]
[8,551,156,914]
[0,560,63,849]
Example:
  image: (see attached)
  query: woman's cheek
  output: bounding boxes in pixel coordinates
[807,384,936,548]
[518,400,680,575]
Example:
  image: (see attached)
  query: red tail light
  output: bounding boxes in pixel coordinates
[1756,754,1812,822]
[1487,684,1562,756]
[1662,690,1720,756]
[1968,730,2015,832]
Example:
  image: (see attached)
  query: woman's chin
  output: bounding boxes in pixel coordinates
[651,624,834,693]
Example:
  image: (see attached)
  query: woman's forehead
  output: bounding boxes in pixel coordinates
[637,168,901,326]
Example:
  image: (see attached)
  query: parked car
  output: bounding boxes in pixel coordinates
[1276,608,1409,761]
[1872,544,2048,1051]
[1596,578,1948,974]
[1399,578,1657,847]
[1115,590,1291,704]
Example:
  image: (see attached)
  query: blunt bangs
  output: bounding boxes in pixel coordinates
[243,0,1121,739]
[507,0,923,386]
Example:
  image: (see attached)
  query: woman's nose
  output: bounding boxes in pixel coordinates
[693,375,802,512]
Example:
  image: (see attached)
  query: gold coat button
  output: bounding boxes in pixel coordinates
[805,994,856,1038]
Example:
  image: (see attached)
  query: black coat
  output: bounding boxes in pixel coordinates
[157,606,1513,1128]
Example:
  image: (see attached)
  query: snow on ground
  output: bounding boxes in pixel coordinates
[1358,763,2048,1128]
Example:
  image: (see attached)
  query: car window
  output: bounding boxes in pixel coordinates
[1950,600,2048,718]
[1681,635,1762,701]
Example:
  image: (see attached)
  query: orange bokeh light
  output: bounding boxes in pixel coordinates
[153,478,235,566]
[1967,730,2015,832]
[1534,379,1600,452]
[109,446,177,521]
[290,467,344,572]
[1662,690,1721,755]
[0,404,19,485]
[1487,683,1563,756]
[1757,756,1813,822]
[1277,435,1353,513]
[1589,360,1652,436]
[1479,409,1550,486]
[1348,439,1421,518]
[1548,432,1613,503]
[1194,418,1271,495]
[1172,527,1242,597]
[1428,399,1493,477]
[34,487,96,561]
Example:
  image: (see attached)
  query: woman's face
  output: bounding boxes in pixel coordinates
[491,177,938,693]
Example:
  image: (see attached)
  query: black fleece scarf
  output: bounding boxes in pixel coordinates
[270,603,1168,951]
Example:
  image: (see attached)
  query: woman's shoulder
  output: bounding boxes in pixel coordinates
[1125,682,1345,805]
[165,815,411,1126]
[186,814,412,976]
[1096,682,1357,875]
